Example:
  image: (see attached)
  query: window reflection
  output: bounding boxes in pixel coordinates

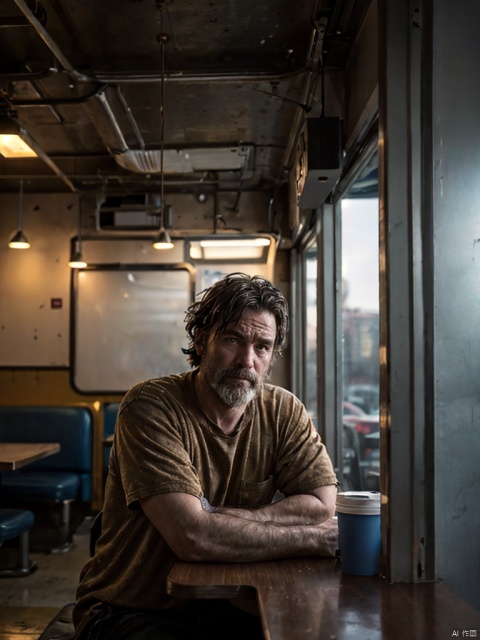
[305,241,318,422]
[341,197,380,491]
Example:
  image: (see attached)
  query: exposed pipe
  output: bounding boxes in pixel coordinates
[280,9,331,175]
[95,93,129,153]
[281,14,326,177]
[0,68,58,82]
[12,0,95,83]
[11,2,318,89]
[90,67,313,85]
[280,69,318,176]
[20,128,78,193]
[117,86,145,151]
[3,84,109,107]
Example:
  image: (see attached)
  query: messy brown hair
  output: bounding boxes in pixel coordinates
[183,273,289,368]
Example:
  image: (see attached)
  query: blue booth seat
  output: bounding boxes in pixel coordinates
[1,471,81,501]
[0,508,36,577]
[0,406,94,552]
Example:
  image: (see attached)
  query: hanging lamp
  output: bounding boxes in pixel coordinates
[8,181,30,249]
[153,22,173,250]
[69,198,87,268]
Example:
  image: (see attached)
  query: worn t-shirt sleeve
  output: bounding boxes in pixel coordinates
[268,388,338,495]
[113,380,203,507]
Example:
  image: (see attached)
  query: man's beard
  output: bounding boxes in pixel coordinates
[202,362,264,408]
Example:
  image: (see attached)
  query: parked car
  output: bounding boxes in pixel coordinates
[345,384,379,415]
[342,401,366,417]
[343,413,379,435]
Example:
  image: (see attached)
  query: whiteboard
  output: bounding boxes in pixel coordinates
[72,266,194,393]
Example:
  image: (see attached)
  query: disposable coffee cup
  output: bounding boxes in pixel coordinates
[336,491,381,576]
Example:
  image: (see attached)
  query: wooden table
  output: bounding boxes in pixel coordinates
[0,442,60,470]
[167,557,480,639]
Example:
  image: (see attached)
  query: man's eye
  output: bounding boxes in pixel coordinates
[226,337,238,344]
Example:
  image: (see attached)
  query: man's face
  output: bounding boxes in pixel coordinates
[196,308,276,408]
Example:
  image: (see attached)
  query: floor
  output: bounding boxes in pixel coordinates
[0,517,91,640]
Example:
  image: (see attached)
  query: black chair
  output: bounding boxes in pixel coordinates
[37,603,76,640]
[342,424,364,491]
[38,511,103,640]
[0,508,37,577]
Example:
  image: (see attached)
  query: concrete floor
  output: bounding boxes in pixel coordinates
[0,517,91,640]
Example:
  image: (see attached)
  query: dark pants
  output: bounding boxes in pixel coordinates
[78,600,264,640]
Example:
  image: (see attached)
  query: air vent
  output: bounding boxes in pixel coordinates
[114,146,252,174]
[96,194,167,231]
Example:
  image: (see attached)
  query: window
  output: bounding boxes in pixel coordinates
[304,241,318,422]
[340,187,379,491]
[72,267,194,393]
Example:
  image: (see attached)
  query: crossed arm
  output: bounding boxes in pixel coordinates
[140,484,338,563]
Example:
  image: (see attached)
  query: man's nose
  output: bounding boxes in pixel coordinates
[236,344,255,368]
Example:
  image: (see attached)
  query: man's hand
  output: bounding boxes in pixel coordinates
[315,516,339,557]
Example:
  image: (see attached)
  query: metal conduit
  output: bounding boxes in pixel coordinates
[13,0,94,83]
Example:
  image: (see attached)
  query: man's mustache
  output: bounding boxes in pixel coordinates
[217,368,257,385]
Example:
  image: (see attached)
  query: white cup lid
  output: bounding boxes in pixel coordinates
[336,491,381,515]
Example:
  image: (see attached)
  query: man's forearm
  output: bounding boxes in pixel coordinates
[141,490,338,563]
[182,508,329,562]
[213,494,331,525]
[210,484,337,526]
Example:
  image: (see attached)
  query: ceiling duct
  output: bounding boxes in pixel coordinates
[82,91,254,175]
[114,146,253,174]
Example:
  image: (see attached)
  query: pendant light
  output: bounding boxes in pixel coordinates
[153,22,173,250]
[8,181,30,249]
[153,227,174,250]
[69,197,87,268]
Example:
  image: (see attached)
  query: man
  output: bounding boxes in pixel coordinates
[74,273,338,640]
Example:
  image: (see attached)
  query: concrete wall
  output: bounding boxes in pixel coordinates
[378,0,480,611]
[432,0,480,611]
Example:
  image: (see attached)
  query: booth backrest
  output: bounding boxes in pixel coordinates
[0,406,93,502]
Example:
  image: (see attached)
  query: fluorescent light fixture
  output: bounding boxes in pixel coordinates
[189,237,273,261]
[0,118,38,158]
[198,238,270,248]
[0,133,37,158]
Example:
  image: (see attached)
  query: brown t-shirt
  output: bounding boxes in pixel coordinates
[73,371,337,632]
